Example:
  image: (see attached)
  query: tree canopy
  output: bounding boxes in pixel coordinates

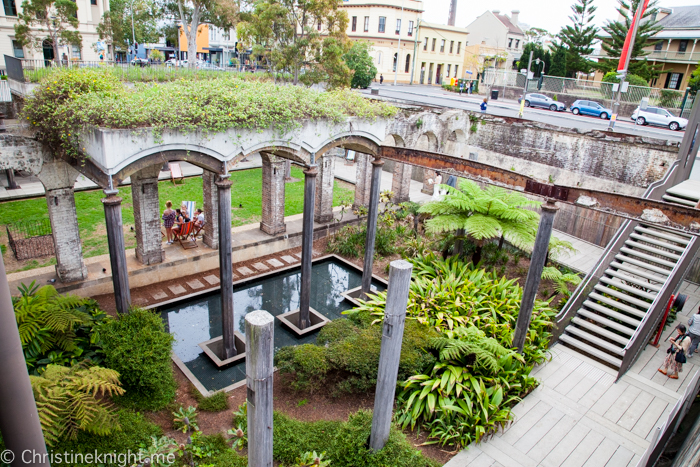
[516,43,551,78]
[14,0,81,61]
[558,0,598,77]
[97,0,160,56]
[549,42,568,77]
[344,41,377,89]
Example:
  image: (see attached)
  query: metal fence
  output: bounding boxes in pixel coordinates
[482,69,695,117]
[6,219,55,260]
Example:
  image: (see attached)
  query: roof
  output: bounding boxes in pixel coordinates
[655,5,700,29]
[494,13,524,35]
[419,21,469,35]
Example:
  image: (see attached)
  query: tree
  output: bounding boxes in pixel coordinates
[238,0,351,86]
[549,42,568,77]
[525,27,551,45]
[418,179,541,265]
[597,0,663,81]
[97,0,160,54]
[689,62,700,95]
[14,0,81,62]
[516,42,551,77]
[558,0,598,77]
[344,41,377,89]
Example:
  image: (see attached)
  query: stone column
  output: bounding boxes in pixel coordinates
[422,169,437,195]
[513,199,559,354]
[131,166,164,265]
[38,160,88,282]
[217,176,237,358]
[353,153,373,209]
[202,170,220,249]
[246,310,274,467]
[102,190,131,315]
[361,157,384,298]
[0,253,50,467]
[260,154,287,235]
[315,152,335,223]
[299,164,318,330]
[391,163,412,203]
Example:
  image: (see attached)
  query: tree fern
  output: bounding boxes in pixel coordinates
[30,364,124,446]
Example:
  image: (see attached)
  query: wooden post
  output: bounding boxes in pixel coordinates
[512,199,559,354]
[370,259,413,451]
[0,250,50,467]
[299,164,318,330]
[217,176,237,358]
[102,189,131,314]
[246,310,274,467]
[361,156,384,299]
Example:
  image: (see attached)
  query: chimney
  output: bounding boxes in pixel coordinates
[492,9,500,15]
[448,0,458,26]
[511,10,520,25]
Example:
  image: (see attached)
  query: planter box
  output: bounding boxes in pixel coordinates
[198,332,246,367]
[277,308,330,337]
[342,285,382,307]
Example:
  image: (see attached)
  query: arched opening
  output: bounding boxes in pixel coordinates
[405,54,411,73]
[445,130,467,158]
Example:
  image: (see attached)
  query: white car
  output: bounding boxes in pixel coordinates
[631,106,687,131]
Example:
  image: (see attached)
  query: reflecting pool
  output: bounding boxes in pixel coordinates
[160,257,384,392]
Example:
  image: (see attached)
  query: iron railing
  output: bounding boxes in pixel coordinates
[6,219,55,260]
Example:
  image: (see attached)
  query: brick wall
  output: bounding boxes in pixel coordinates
[202,170,220,249]
[260,154,287,235]
[315,153,335,223]
[132,172,164,265]
[46,187,88,281]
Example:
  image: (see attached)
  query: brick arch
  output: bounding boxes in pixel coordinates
[382,134,405,148]
[416,131,438,152]
[112,149,228,185]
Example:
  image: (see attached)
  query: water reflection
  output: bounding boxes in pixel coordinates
[160,258,384,392]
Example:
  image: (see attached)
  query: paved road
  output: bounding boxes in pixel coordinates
[361,84,685,143]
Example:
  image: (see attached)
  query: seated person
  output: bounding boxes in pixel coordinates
[180,203,191,222]
[172,209,185,237]
[194,209,205,228]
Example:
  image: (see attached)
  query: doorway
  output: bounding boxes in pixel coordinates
[436,64,442,85]
[42,39,54,66]
[428,63,434,84]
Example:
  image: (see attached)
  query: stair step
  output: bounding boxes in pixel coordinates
[635,226,691,244]
[565,326,625,355]
[614,255,672,276]
[604,269,662,291]
[585,296,646,323]
[592,286,653,310]
[599,276,658,300]
[629,233,687,253]
[572,317,631,345]
[619,248,678,269]
[662,194,697,207]
[559,334,623,368]
[577,308,637,336]
[624,241,682,261]
[609,262,669,284]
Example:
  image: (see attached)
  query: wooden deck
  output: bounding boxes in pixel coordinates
[445,281,700,467]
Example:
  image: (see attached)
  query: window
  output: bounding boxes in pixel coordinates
[351,16,357,32]
[364,16,369,32]
[508,38,513,48]
[12,40,23,58]
[447,64,451,76]
[432,38,436,51]
[378,16,386,33]
[405,53,411,72]
[396,19,401,35]
[3,0,16,15]
[457,42,461,54]
[90,0,96,5]
[679,40,689,53]
[408,21,414,36]
[317,20,322,31]
[666,72,683,90]
[449,41,454,53]
[454,65,458,77]
[72,45,81,59]
[423,38,428,51]
[515,39,520,48]
[440,39,445,53]
[654,41,663,51]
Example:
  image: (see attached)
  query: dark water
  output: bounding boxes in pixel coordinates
[160,258,383,392]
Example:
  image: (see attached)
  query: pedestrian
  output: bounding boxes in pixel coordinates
[659,325,692,379]
[380,74,384,84]
[687,306,700,357]
[431,172,443,201]
[480,98,488,113]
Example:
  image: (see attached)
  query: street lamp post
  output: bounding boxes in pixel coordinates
[393,0,405,86]
[409,19,420,85]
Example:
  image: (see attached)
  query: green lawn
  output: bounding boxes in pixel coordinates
[0,167,354,267]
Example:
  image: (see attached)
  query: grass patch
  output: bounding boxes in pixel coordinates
[0,167,353,272]
[193,390,230,412]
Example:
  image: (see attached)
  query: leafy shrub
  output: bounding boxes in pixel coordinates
[100,308,176,410]
[173,406,199,433]
[660,89,683,108]
[54,409,162,466]
[276,318,435,394]
[14,282,106,374]
[194,390,230,412]
[273,411,439,467]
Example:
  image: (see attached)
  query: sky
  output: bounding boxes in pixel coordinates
[422,0,700,37]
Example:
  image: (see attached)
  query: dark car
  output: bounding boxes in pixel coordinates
[520,93,566,111]
[130,57,149,67]
[570,100,612,119]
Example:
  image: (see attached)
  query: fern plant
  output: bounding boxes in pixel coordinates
[419,179,541,264]
[432,326,523,373]
[30,363,124,446]
[541,267,582,299]
[14,282,105,374]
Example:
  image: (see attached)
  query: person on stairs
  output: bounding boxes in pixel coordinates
[659,325,691,379]
[687,306,700,358]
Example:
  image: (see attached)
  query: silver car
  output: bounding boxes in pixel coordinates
[631,106,687,131]
[521,93,566,111]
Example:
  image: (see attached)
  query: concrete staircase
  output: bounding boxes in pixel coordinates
[662,180,700,207]
[559,224,693,369]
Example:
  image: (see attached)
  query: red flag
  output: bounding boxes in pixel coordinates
[618,0,651,72]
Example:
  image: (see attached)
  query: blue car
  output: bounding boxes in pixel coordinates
[570,100,612,119]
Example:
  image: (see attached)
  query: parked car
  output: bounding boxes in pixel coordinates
[631,106,687,131]
[197,63,224,71]
[570,100,612,119]
[520,93,566,111]
[130,57,149,67]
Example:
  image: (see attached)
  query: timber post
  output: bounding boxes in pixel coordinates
[361,156,384,299]
[246,310,274,467]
